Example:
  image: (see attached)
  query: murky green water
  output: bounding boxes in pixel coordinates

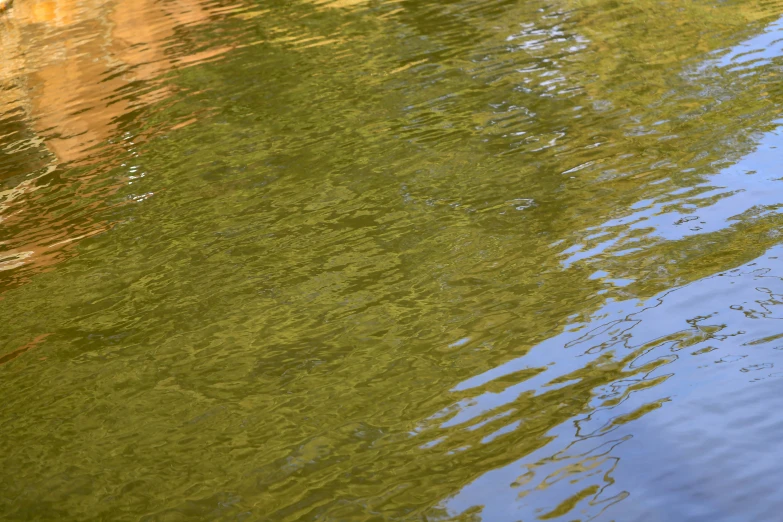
[5,0,783,519]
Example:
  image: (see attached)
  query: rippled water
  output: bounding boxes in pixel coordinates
[5,0,783,519]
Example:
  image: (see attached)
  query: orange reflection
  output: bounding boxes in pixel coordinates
[12,0,232,162]
[0,333,51,366]
[0,0,236,290]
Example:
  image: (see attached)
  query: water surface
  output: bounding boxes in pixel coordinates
[3,0,783,520]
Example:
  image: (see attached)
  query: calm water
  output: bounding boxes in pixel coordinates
[4,0,783,520]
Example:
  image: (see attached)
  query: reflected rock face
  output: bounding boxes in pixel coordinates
[0,0,232,289]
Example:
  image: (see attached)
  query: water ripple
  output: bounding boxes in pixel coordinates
[4,0,783,520]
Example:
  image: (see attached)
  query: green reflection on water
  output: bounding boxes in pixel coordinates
[3,0,783,519]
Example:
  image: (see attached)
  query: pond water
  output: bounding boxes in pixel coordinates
[3,0,783,520]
